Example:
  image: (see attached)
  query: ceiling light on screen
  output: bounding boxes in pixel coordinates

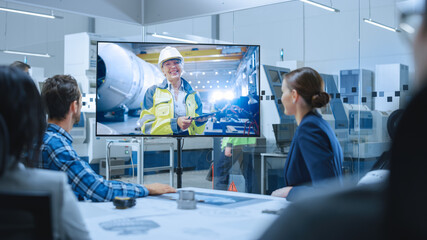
[207,80,210,83]
[215,72,218,75]
[210,91,224,103]
[225,91,235,100]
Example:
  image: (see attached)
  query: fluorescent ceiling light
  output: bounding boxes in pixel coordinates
[150,33,198,44]
[399,22,415,34]
[363,18,400,32]
[0,7,62,19]
[3,50,51,58]
[300,0,340,12]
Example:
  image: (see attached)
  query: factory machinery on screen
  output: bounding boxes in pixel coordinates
[64,33,260,181]
[95,42,260,137]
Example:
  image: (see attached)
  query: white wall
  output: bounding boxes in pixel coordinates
[0,1,90,77]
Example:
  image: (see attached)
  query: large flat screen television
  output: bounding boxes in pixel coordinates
[96,42,260,137]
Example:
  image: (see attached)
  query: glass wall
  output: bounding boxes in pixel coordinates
[140,0,384,193]
[359,0,413,179]
[132,0,414,193]
[2,0,411,194]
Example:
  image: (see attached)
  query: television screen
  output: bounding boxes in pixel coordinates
[96,42,260,137]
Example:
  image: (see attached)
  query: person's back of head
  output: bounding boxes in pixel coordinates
[0,66,46,177]
[282,67,330,109]
[41,75,80,121]
[9,61,31,73]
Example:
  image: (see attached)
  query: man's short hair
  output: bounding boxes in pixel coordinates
[0,66,46,175]
[10,61,31,71]
[41,75,80,120]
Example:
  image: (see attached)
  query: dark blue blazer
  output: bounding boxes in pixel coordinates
[284,111,343,201]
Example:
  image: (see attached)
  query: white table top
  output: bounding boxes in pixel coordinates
[79,187,289,240]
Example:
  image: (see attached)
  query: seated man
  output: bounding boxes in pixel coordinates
[40,74,176,202]
[0,66,90,239]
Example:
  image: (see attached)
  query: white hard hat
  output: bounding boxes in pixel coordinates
[158,46,184,68]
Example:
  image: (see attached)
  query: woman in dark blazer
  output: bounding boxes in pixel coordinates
[272,67,343,201]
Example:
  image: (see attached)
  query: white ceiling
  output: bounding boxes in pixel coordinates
[5,0,293,25]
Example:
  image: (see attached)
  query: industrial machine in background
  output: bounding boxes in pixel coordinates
[375,64,410,111]
[322,72,391,176]
[339,69,374,109]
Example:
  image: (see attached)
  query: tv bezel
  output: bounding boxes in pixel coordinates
[95,41,261,138]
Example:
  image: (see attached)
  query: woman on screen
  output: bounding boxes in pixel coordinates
[271,67,343,201]
[139,46,207,135]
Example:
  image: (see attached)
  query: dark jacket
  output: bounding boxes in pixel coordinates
[284,111,343,201]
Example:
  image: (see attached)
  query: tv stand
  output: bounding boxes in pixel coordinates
[176,137,183,188]
[105,139,174,186]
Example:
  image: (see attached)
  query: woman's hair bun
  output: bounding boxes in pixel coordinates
[311,92,330,108]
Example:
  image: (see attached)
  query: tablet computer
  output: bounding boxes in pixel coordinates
[190,112,217,120]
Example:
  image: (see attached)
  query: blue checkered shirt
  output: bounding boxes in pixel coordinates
[40,123,148,202]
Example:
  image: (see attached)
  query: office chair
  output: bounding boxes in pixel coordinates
[0,114,53,240]
[370,109,404,171]
[0,191,53,240]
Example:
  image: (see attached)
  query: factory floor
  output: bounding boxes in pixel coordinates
[119,169,213,189]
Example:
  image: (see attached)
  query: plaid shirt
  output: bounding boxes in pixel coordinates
[41,123,148,202]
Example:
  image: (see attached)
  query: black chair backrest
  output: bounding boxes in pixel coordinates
[0,191,53,240]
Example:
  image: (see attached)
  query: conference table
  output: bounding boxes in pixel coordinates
[78,187,289,240]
